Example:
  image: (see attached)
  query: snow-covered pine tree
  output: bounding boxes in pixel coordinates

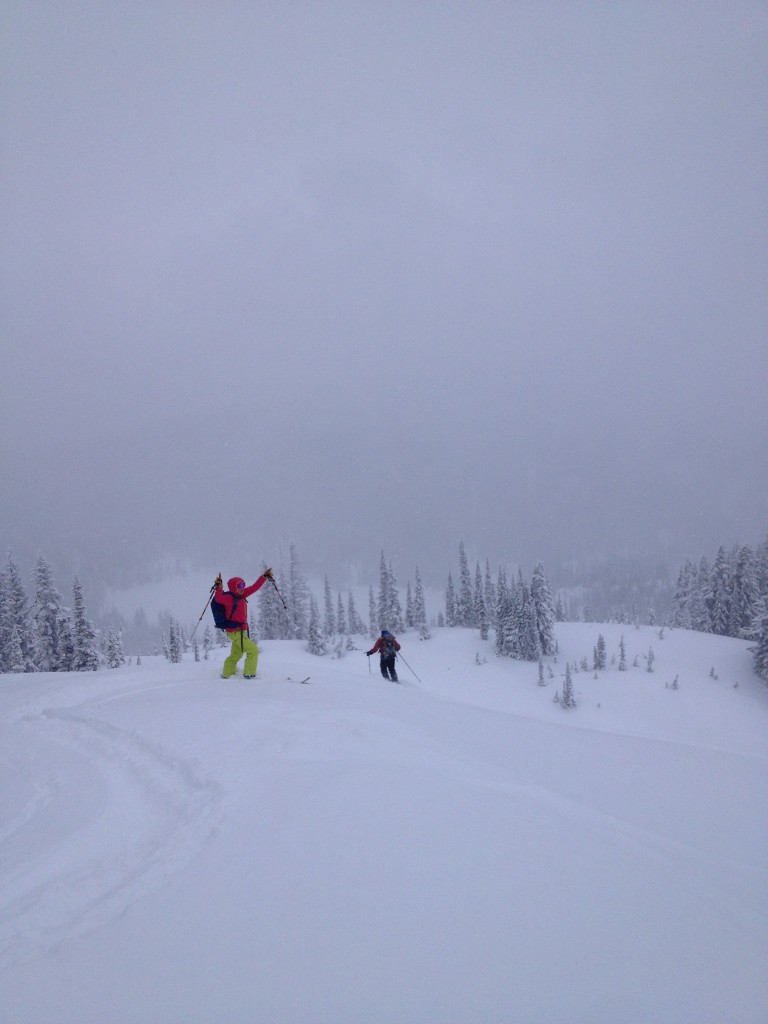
[484,559,496,631]
[530,562,556,656]
[555,594,566,623]
[285,544,309,640]
[389,561,404,632]
[413,565,430,640]
[477,585,489,641]
[405,581,414,629]
[31,553,63,672]
[258,575,283,639]
[473,563,486,636]
[368,584,377,639]
[168,618,183,664]
[618,634,627,671]
[336,592,347,637]
[323,575,336,637]
[709,546,732,636]
[202,623,213,660]
[106,629,125,668]
[495,568,510,656]
[445,572,457,628]
[694,556,714,632]
[57,608,76,672]
[72,575,99,671]
[750,598,768,682]
[671,558,695,628]
[307,594,326,655]
[6,624,25,673]
[376,552,389,631]
[0,566,11,671]
[729,544,760,638]
[347,591,365,635]
[3,554,34,671]
[561,662,576,708]
[516,582,541,661]
[593,633,607,671]
[457,542,474,627]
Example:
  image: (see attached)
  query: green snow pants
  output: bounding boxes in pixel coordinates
[222,630,259,678]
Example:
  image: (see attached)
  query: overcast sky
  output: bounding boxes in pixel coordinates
[2,1,767,588]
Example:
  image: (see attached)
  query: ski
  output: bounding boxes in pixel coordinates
[288,676,311,684]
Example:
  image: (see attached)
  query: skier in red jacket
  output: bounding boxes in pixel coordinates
[215,570,273,679]
[366,630,401,681]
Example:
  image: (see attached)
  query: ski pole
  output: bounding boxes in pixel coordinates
[269,576,288,609]
[396,651,421,683]
[190,578,219,642]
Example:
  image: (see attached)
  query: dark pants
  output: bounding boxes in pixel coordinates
[380,654,398,681]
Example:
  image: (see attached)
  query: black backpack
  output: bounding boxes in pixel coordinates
[211,592,243,631]
[381,636,397,657]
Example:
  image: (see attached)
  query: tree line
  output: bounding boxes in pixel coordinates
[670,538,768,680]
[0,553,120,673]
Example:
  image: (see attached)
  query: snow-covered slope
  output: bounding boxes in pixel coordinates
[1,624,766,1024]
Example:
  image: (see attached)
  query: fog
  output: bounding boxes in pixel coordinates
[2,2,767,590]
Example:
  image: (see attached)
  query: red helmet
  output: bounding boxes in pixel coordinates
[228,577,245,592]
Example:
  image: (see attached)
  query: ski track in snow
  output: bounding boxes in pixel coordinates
[0,684,222,968]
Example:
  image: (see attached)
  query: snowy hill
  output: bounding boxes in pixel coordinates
[1,624,766,1024]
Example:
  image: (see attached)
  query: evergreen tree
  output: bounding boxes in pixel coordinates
[347,591,365,635]
[0,567,12,671]
[494,568,509,656]
[106,628,125,668]
[561,663,576,708]
[750,598,768,682]
[168,618,183,663]
[72,575,99,671]
[57,609,76,672]
[388,561,404,632]
[3,554,33,671]
[593,634,607,671]
[530,562,556,656]
[307,595,327,655]
[202,623,214,660]
[377,554,403,633]
[618,634,627,671]
[6,624,25,673]
[445,572,457,628]
[336,592,347,637]
[688,557,712,632]
[484,560,496,630]
[729,544,760,638]
[709,546,732,636]
[286,544,309,640]
[368,585,377,640]
[555,594,566,623]
[516,582,541,661]
[473,563,485,634]
[457,542,474,627]
[413,566,430,640]
[31,553,63,671]
[258,575,284,639]
[671,559,695,628]
[478,589,489,642]
[323,575,336,637]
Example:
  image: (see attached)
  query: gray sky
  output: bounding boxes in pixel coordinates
[2,1,767,587]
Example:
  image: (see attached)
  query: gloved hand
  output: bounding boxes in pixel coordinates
[214,573,223,589]
[263,568,274,580]
[366,651,372,657]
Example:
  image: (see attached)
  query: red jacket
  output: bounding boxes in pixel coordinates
[368,634,401,656]
[214,576,267,632]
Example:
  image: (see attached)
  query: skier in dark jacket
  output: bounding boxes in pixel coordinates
[366,630,401,681]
